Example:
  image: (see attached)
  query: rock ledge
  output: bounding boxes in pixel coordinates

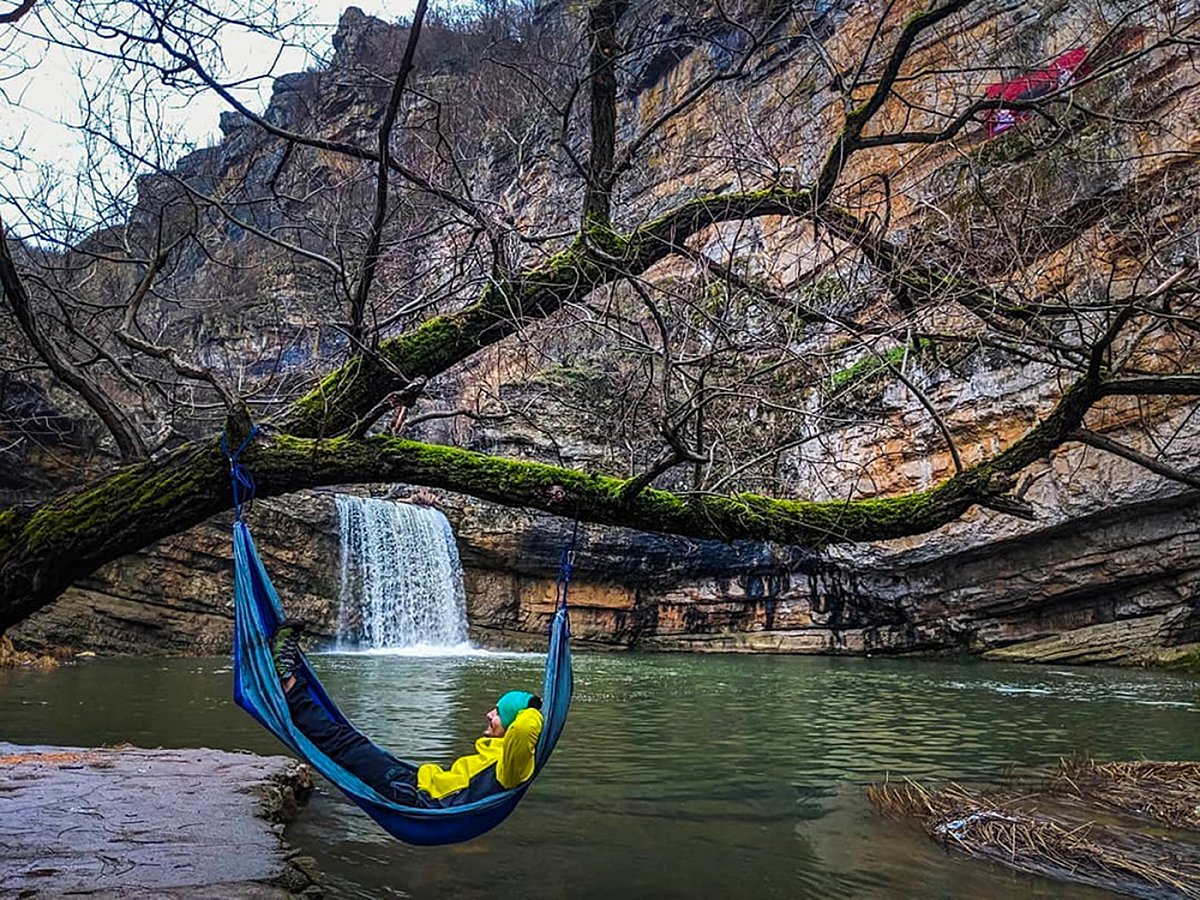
[0,742,318,898]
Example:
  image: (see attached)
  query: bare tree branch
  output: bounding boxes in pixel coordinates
[350,0,429,341]
[0,216,147,460]
[112,239,247,432]
[0,0,34,25]
[815,0,976,203]
[1071,428,1200,490]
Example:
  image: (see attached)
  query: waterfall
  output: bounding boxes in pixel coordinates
[334,495,469,650]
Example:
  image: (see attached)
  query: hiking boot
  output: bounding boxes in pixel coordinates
[271,618,309,679]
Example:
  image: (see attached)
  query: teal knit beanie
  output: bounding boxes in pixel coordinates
[496,690,534,728]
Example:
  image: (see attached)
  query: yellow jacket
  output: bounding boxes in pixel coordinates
[416,707,543,806]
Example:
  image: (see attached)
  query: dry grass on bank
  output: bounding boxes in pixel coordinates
[867,767,1200,898]
[0,636,65,668]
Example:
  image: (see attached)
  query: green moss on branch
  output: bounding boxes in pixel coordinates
[280,240,609,437]
[0,369,1100,633]
[252,434,977,547]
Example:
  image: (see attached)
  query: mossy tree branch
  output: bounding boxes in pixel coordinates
[4,186,1194,635]
[9,366,1200,633]
[0,180,998,633]
[277,187,820,438]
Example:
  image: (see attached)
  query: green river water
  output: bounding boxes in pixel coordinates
[2,652,1198,899]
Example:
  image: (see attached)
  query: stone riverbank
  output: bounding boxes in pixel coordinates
[0,743,319,898]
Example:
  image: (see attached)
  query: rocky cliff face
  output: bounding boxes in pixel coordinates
[13,496,341,655]
[15,479,1199,666]
[8,0,1200,665]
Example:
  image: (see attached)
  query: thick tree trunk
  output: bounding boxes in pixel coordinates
[2,0,1193,653]
[0,187,818,633]
[580,0,628,225]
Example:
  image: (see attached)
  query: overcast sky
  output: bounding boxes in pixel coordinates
[0,1,417,232]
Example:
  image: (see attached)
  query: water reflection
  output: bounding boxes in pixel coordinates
[311,653,470,762]
[2,653,1196,899]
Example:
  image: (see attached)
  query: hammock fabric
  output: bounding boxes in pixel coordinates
[226,438,573,845]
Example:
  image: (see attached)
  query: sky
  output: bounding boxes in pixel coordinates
[0,1,418,232]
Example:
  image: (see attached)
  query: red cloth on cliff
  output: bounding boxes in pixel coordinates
[984,47,1091,137]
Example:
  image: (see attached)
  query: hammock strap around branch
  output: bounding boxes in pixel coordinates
[220,425,259,521]
[555,513,579,612]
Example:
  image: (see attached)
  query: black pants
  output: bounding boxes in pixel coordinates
[286,676,424,806]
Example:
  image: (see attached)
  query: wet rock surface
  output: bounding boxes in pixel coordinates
[0,742,317,898]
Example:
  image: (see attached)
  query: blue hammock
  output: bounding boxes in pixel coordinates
[226,441,573,845]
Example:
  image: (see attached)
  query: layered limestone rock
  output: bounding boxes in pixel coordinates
[7,2,1200,664]
[0,743,318,897]
[13,495,342,656]
[455,479,1200,664]
[14,481,1199,666]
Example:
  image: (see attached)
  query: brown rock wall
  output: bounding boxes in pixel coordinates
[7,3,1199,666]
[12,494,342,655]
[10,481,1198,667]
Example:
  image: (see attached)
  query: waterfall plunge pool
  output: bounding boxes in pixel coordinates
[322,645,532,658]
[2,652,1196,899]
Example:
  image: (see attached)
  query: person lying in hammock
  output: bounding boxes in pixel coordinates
[272,619,543,808]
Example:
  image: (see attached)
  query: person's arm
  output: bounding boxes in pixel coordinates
[496,708,543,789]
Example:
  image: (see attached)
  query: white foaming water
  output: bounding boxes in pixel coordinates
[348,645,537,659]
[335,496,469,651]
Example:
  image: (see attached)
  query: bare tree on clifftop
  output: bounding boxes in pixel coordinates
[0,0,1198,633]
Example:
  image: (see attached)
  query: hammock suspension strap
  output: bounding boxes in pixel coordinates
[220,425,259,521]
[555,514,579,611]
